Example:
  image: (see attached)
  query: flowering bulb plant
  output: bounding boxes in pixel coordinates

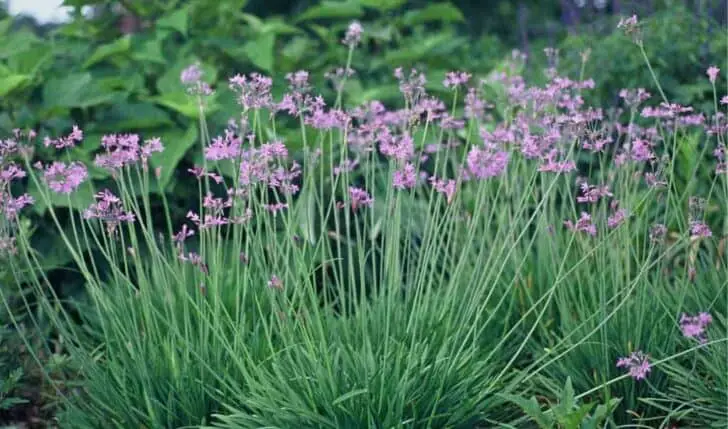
[2,17,727,428]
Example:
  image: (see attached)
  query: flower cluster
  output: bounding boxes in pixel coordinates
[83,190,135,234]
[95,134,164,172]
[679,312,712,343]
[616,351,651,380]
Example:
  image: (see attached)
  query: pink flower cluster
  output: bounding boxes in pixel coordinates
[616,351,651,380]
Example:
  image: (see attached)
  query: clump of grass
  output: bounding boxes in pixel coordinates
[1,16,726,428]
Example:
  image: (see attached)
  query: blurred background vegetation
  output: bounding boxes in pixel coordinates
[0,0,726,425]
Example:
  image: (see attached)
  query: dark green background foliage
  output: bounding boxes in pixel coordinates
[0,0,725,424]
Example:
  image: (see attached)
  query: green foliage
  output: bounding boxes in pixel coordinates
[503,378,621,429]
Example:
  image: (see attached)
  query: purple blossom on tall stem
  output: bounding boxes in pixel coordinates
[349,187,373,211]
[650,223,667,242]
[617,15,641,43]
[680,312,712,342]
[564,212,597,236]
[429,176,456,204]
[172,224,195,247]
[205,130,242,161]
[83,190,135,234]
[616,351,651,380]
[95,134,141,172]
[43,125,83,150]
[41,161,88,194]
[607,208,628,229]
[393,163,417,190]
[689,220,712,239]
[707,66,720,84]
[619,88,651,108]
[1,192,34,218]
[379,130,414,161]
[229,73,273,110]
[538,149,575,173]
[466,145,509,179]
[576,179,612,203]
[342,21,363,48]
[268,274,283,290]
[181,62,212,96]
[394,67,427,104]
[443,71,471,90]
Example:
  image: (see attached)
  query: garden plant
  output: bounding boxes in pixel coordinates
[1,9,728,429]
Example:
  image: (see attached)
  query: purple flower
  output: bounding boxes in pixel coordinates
[680,312,712,342]
[564,212,597,236]
[140,137,164,165]
[465,87,488,120]
[206,130,242,161]
[42,161,88,194]
[443,71,471,90]
[95,134,141,171]
[538,149,575,174]
[393,163,417,190]
[650,223,667,242]
[268,274,283,290]
[721,95,728,105]
[607,208,628,229]
[576,180,612,204]
[707,66,720,84]
[394,68,427,104]
[172,224,195,246]
[1,192,34,218]
[181,63,202,84]
[0,164,26,182]
[43,125,84,150]
[379,131,414,161]
[429,176,456,204]
[83,189,135,234]
[342,21,363,47]
[619,88,650,107]
[229,73,273,110]
[466,144,509,179]
[263,202,289,214]
[616,351,651,380]
[334,159,359,176]
[689,221,712,239]
[179,251,208,274]
[349,187,373,211]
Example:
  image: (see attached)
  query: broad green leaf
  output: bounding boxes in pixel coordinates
[242,32,276,72]
[0,74,32,96]
[359,0,407,11]
[295,1,364,22]
[28,178,95,214]
[0,18,12,35]
[382,33,455,65]
[43,73,126,109]
[559,377,576,413]
[501,394,552,429]
[148,92,219,119]
[0,30,40,59]
[402,2,465,26]
[42,73,92,108]
[240,14,300,35]
[132,36,167,65]
[103,102,174,130]
[157,4,192,36]
[83,35,132,68]
[150,124,198,189]
[561,403,595,428]
[6,44,53,75]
